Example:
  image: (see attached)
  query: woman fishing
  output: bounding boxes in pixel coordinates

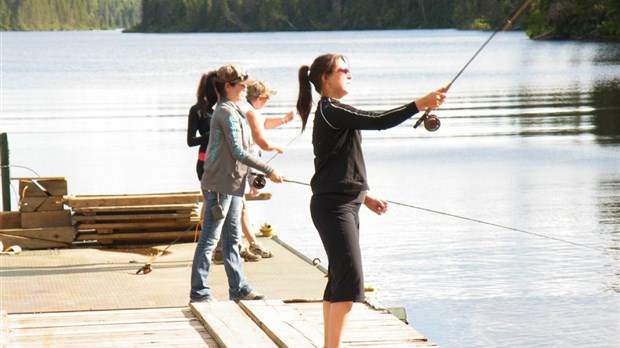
[296,53,446,348]
[190,64,284,303]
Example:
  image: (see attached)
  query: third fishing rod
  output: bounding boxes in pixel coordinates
[414,0,535,132]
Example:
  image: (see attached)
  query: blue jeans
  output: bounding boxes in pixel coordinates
[190,190,253,301]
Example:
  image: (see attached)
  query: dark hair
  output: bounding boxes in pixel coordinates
[296,54,347,131]
[196,70,218,110]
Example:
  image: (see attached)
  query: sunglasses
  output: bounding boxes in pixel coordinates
[230,74,249,84]
[334,68,350,75]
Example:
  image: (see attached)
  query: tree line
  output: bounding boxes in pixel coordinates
[1,0,618,41]
[0,0,141,30]
[130,0,620,40]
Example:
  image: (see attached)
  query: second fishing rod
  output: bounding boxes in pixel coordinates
[413,0,535,132]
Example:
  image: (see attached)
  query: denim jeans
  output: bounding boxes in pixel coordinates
[190,190,253,301]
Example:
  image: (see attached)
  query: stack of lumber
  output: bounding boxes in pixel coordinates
[0,177,75,249]
[65,192,202,244]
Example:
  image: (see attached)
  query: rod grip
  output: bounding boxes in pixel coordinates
[413,108,432,129]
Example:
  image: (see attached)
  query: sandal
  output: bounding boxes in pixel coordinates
[250,243,273,258]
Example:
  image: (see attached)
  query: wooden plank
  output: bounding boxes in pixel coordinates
[8,308,217,347]
[244,192,272,201]
[64,193,201,209]
[191,301,278,348]
[35,179,67,196]
[21,210,72,228]
[77,220,198,230]
[20,196,64,212]
[0,233,68,249]
[0,211,21,229]
[72,212,193,222]
[18,179,47,197]
[1,310,9,348]
[0,227,75,243]
[9,307,195,328]
[72,203,198,213]
[18,196,46,212]
[71,191,200,198]
[75,230,199,242]
[12,331,215,348]
[17,178,67,197]
[11,326,213,347]
[36,196,65,212]
[239,300,323,348]
[11,318,205,337]
[12,176,66,181]
[240,301,434,348]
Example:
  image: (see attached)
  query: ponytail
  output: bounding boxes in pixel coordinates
[296,65,312,131]
[196,70,218,112]
[295,54,348,132]
[205,70,218,110]
[196,73,208,103]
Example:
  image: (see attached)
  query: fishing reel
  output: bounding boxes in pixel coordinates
[136,263,152,275]
[413,113,441,132]
[252,173,266,189]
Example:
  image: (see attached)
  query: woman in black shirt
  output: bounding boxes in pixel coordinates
[187,71,218,180]
[296,53,446,348]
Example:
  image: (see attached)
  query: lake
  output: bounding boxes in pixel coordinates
[1,29,619,348]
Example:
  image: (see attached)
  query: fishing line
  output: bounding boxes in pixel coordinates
[5,164,41,177]
[136,219,201,274]
[386,200,608,253]
[252,131,304,189]
[413,0,535,130]
[265,131,304,164]
[1,164,42,209]
[282,178,608,253]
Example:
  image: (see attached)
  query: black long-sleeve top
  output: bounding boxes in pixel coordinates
[310,97,419,195]
[187,101,212,154]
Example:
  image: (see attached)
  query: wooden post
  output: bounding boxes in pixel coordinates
[0,133,10,211]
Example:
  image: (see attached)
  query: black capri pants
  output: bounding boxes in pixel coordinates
[310,193,365,303]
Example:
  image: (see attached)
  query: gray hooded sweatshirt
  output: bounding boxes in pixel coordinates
[200,97,274,196]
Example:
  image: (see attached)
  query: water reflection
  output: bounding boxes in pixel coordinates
[597,175,620,294]
[591,79,620,144]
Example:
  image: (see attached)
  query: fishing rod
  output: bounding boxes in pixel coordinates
[252,131,304,189]
[281,178,608,253]
[413,0,535,131]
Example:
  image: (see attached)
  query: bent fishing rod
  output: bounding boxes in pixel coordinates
[414,0,535,131]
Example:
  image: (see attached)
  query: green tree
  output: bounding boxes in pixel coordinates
[527,0,620,40]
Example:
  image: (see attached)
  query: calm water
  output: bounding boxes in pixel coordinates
[1,30,619,348]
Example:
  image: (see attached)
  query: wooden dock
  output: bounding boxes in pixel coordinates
[1,190,437,347]
[3,302,435,347]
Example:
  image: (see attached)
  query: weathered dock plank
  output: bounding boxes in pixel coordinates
[7,307,217,348]
[64,192,201,208]
[1,310,9,348]
[191,301,277,348]
[240,300,323,347]
[240,300,436,347]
